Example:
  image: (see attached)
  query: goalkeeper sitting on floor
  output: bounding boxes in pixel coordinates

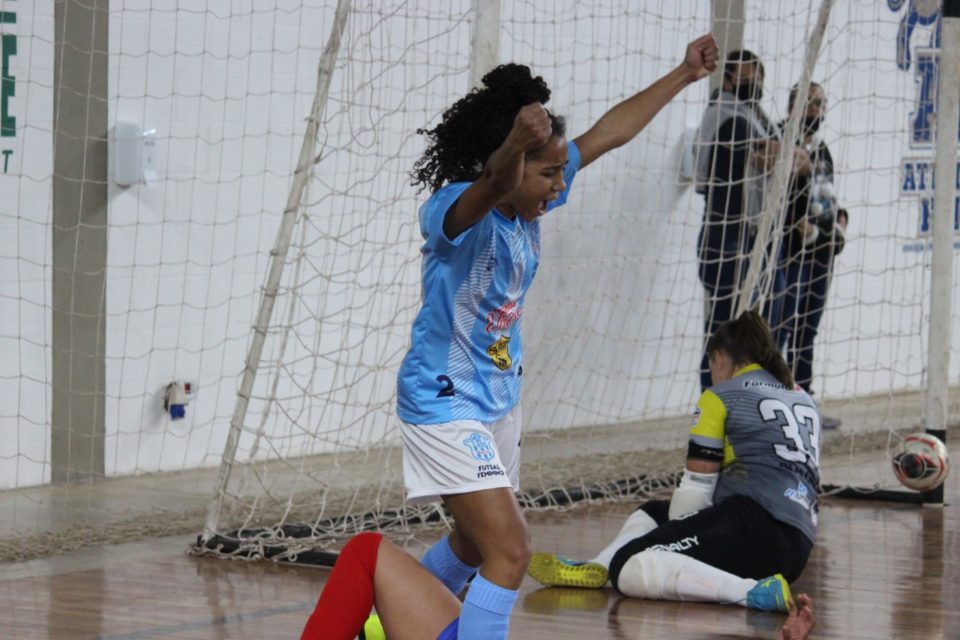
[528,310,821,614]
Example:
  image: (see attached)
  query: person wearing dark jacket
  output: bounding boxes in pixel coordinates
[774,83,847,428]
[692,50,781,391]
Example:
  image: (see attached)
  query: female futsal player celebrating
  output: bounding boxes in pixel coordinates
[393,34,719,640]
[528,311,822,614]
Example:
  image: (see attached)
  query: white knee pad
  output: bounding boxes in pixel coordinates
[616,549,677,600]
[616,550,749,603]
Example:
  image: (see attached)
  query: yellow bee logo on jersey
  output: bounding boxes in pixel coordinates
[487,335,512,371]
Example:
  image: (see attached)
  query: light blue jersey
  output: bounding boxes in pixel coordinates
[397,141,581,424]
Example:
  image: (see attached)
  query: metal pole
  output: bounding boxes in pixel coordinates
[469,0,502,89]
[52,0,108,484]
[710,0,744,93]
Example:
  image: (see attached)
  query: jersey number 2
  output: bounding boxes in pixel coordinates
[758,398,821,464]
[436,375,455,398]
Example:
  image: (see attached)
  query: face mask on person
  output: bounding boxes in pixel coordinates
[802,114,823,135]
[735,80,762,103]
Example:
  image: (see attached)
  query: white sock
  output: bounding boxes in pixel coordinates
[617,549,758,606]
[589,508,658,569]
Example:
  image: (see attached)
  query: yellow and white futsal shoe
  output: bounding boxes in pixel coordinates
[527,552,609,589]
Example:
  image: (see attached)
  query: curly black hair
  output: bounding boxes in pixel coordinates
[411,63,566,193]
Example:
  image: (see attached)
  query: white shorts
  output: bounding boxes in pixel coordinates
[400,405,522,505]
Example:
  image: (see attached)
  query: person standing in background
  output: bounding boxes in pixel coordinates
[693,50,781,391]
[773,82,847,429]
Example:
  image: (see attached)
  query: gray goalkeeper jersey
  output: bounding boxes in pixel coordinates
[698,366,821,543]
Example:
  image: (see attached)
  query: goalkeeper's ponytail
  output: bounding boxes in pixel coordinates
[707,310,795,388]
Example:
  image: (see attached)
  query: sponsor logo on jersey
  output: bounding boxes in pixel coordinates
[690,407,701,426]
[783,481,812,510]
[486,335,512,371]
[476,463,505,479]
[645,535,699,553]
[777,460,820,489]
[463,433,496,462]
[485,300,522,333]
[743,379,785,391]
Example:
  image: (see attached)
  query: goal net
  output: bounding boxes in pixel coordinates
[1,0,957,562]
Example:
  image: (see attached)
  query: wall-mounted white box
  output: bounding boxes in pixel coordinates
[112,122,157,186]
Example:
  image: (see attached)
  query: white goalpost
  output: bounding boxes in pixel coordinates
[1,1,957,563]
[923,0,959,506]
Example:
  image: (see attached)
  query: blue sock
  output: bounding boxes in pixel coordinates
[458,574,518,640]
[419,535,477,595]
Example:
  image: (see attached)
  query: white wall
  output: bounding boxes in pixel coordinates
[511,1,713,429]
[1,0,958,488]
[0,1,54,488]
[104,1,337,476]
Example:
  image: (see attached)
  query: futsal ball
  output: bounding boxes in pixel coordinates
[359,613,386,640]
[891,433,950,492]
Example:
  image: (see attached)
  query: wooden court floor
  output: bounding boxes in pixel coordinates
[2,489,959,640]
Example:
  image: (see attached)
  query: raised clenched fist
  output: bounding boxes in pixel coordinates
[508,102,553,153]
[684,33,720,82]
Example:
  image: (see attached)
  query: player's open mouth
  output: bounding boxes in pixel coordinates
[536,197,557,216]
